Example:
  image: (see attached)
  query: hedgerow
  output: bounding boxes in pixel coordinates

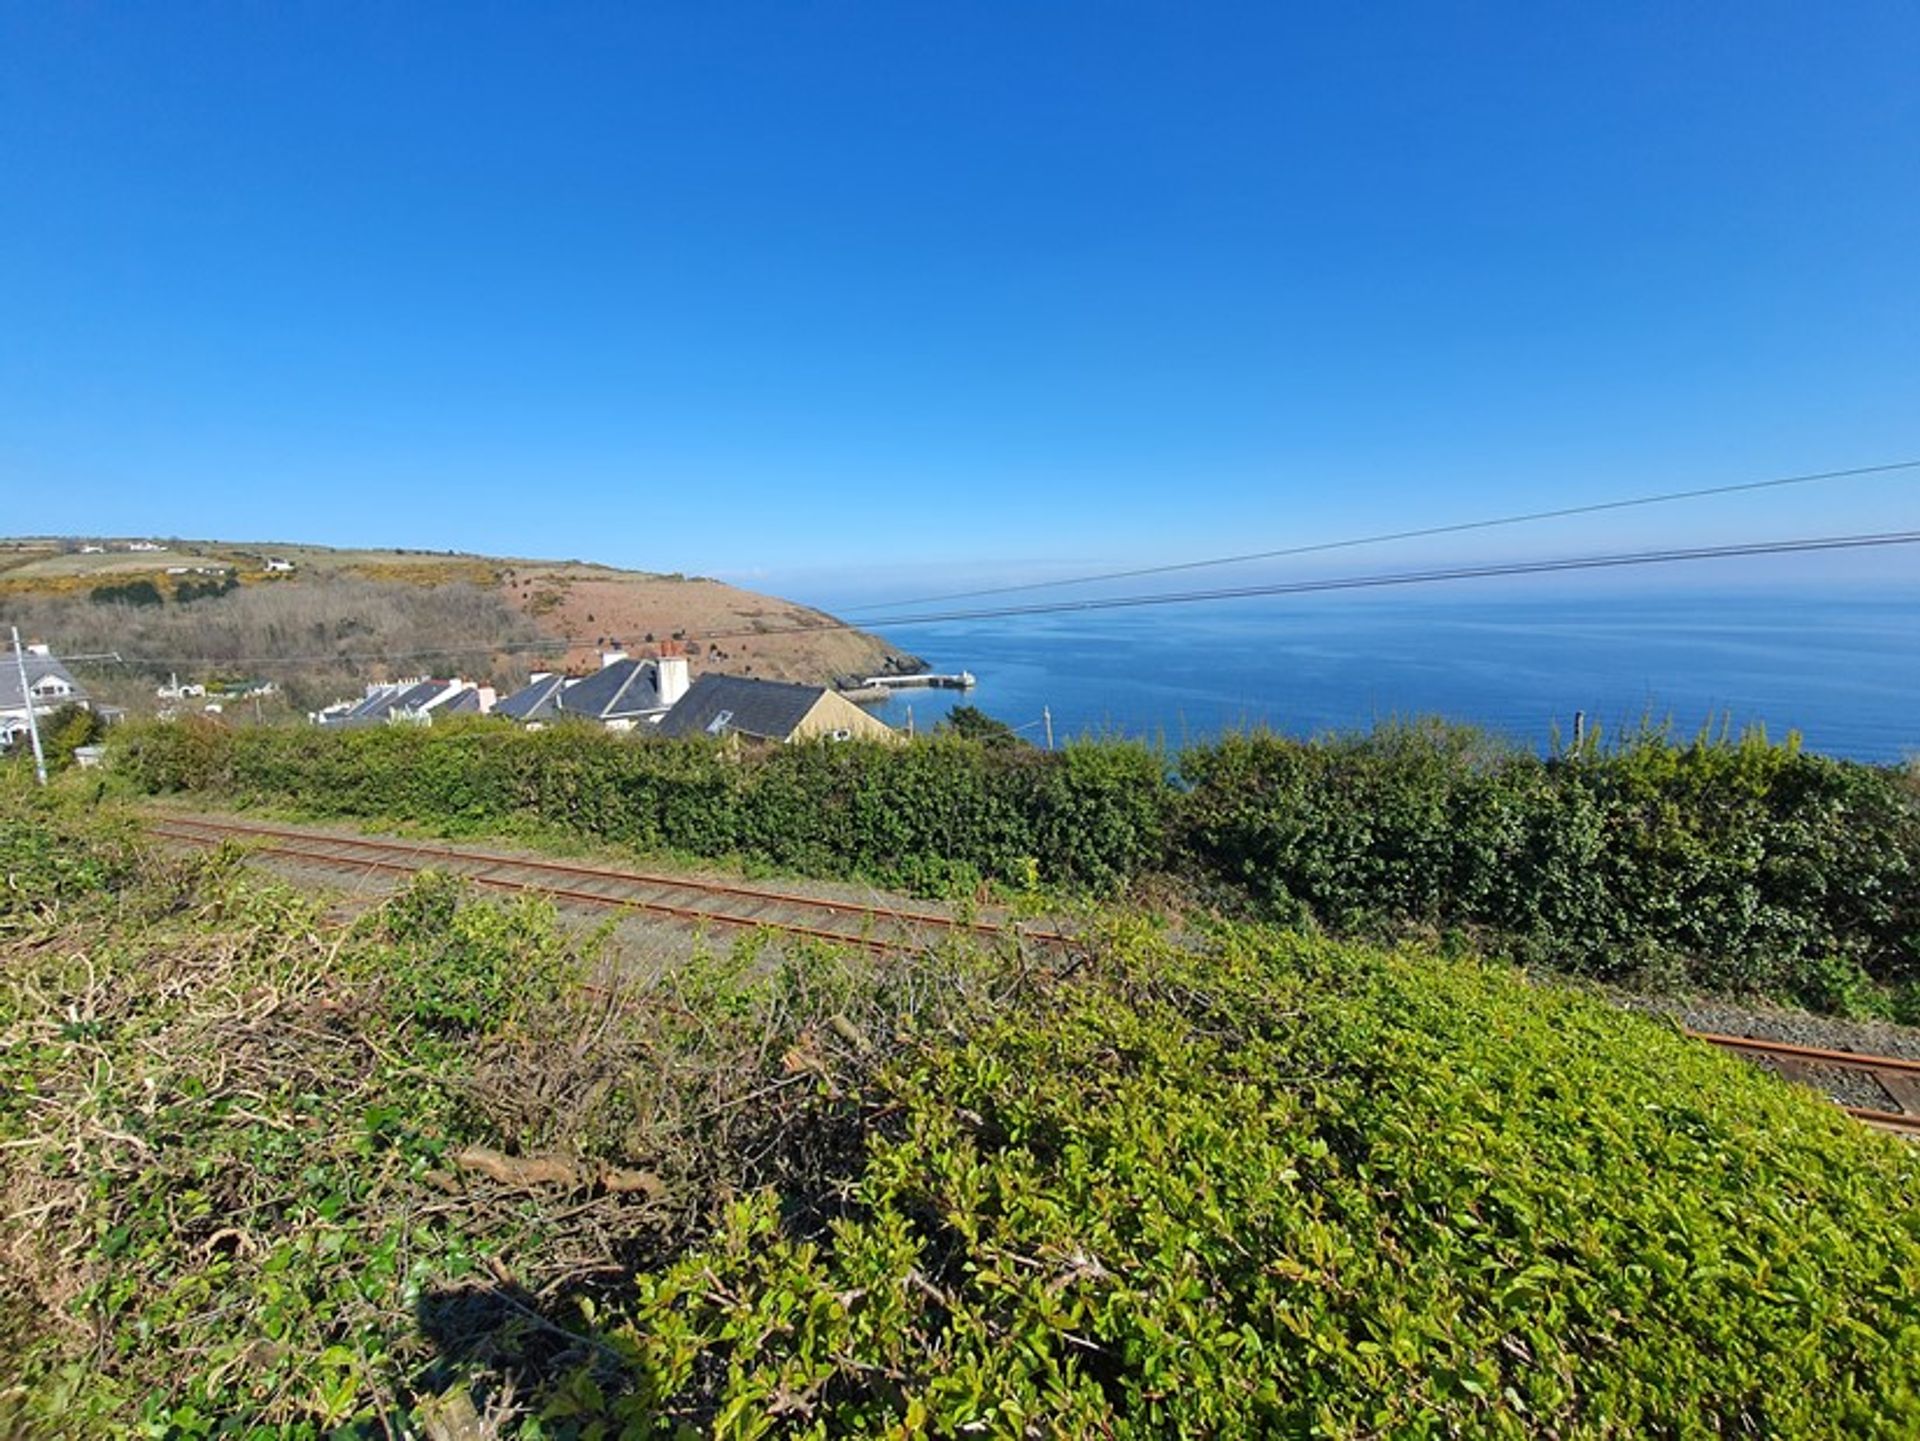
[110,715,1920,1010]
[5,779,1920,1435]
[111,718,1171,896]
[1178,723,1920,1007]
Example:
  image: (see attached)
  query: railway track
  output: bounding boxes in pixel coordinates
[136,815,1920,1139]
[146,814,1071,957]
[1687,1030,1920,1138]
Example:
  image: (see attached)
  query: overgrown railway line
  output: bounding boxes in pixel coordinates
[142,814,1920,1139]
[145,813,1073,957]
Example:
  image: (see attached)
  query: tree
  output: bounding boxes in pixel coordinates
[941,705,1022,747]
[39,704,106,771]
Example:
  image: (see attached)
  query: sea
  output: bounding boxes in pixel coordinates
[850,589,1920,764]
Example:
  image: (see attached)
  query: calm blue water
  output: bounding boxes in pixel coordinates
[857,590,1920,763]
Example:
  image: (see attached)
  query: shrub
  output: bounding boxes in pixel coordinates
[1178,722,1920,1002]
[110,715,1920,1008]
[584,926,1920,1435]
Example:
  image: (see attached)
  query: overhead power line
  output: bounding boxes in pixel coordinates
[854,458,1920,615]
[840,530,1920,628]
[83,528,1920,669]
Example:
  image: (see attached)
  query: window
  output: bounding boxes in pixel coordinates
[705,710,733,736]
[830,727,852,742]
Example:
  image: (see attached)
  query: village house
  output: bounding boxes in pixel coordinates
[314,678,495,728]
[654,674,898,745]
[0,644,90,748]
[494,650,691,730]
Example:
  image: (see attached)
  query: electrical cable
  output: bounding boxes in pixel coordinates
[851,458,1920,614]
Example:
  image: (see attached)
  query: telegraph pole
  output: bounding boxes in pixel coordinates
[10,627,48,787]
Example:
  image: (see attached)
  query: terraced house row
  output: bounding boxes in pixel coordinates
[314,648,896,745]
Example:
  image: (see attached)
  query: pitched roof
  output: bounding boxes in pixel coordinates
[495,674,569,721]
[555,658,671,721]
[438,687,487,715]
[655,674,826,742]
[0,654,88,713]
[324,680,449,727]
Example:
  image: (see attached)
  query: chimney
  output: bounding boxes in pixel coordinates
[26,642,50,657]
[476,686,497,714]
[601,650,628,669]
[655,654,690,707]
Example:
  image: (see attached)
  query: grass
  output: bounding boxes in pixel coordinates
[4,771,1920,1436]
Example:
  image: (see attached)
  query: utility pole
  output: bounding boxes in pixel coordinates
[1042,705,1054,752]
[10,627,48,787]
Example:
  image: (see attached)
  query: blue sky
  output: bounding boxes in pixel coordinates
[3,3,1917,602]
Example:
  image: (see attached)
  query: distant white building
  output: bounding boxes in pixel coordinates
[126,541,167,553]
[264,557,295,573]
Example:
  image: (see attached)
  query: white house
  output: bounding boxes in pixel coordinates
[314,677,496,728]
[1,644,90,747]
[494,650,691,729]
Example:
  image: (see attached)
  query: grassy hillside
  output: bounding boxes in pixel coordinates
[0,537,914,706]
[3,773,1917,1436]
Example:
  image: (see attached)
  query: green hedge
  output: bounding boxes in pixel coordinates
[1179,724,1920,1004]
[113,719,1170,895]
[113,716,1920,1006]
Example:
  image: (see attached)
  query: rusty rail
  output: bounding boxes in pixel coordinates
[1687,1028,1920,1137]
[146,814,1070,956]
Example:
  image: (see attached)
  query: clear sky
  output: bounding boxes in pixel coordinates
[3,3,1917,599]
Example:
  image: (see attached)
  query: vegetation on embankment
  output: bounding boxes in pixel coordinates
[1,536,916,705]
[5,774,1920,1436]
[112,716,1920,1015]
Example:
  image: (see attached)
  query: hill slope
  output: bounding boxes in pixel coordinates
[0,537,916,702]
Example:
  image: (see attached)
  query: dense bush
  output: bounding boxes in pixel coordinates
[114,718,1172,895]
[1179,723,1920,1005]
[6,783,1919,1435]
[582,926,1920,1435]
[112,714,1920,1007]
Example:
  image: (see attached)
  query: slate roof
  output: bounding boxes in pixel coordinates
[438,688,487,715]
[554,658,672,721]
[654,674,826,742]
[0,654,88,713]
[495,674,569,721]
[323,680,451,727]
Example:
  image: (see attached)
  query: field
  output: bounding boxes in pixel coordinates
[4,769,1919,1437]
